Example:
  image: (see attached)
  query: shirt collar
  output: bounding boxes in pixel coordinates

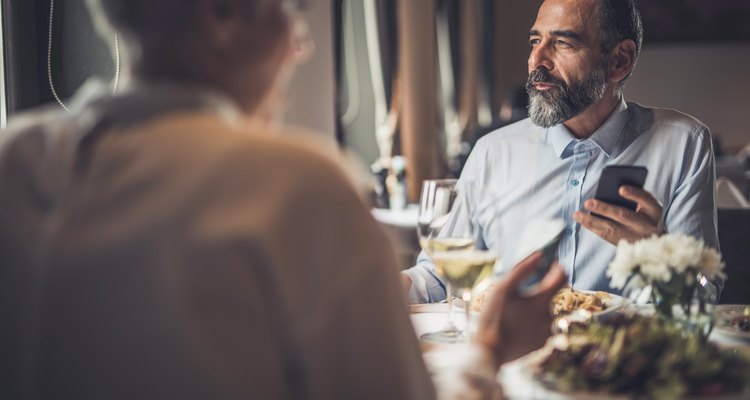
[548,123,578,159]
[546,97,630,159]
[69,77,243,128]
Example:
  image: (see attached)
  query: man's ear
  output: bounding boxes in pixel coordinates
[194,0,246,49]
[607,39,637,84]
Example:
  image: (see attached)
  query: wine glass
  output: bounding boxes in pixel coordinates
[417,179,475,343]
[430,249,498,342]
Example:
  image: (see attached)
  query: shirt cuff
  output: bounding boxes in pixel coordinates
[402,268,431,304]
[402,266,447,304]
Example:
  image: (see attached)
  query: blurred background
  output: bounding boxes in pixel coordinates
[2,0,750,204]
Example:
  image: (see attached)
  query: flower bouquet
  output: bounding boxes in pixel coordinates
[607,234,725,337]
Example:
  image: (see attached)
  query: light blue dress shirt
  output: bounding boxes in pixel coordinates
[403,99,719,303]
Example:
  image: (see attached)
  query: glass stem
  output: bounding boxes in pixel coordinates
[463,291,472,342]
[445,284,457,331]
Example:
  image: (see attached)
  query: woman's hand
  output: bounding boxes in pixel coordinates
[474,252,566,368]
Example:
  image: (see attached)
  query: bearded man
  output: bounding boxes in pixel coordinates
[403,0,720,303]
[0,0,571,398]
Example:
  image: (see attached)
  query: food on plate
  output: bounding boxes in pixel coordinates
[535,314,750,399]
[551,287,611,316]
[470,282,497,313]
[471,285,614,315]
[729,306,750,332]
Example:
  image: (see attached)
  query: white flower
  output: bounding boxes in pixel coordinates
[607,240,639,289]
[640,261,672,284]
[607,234,725,289]
[699,247,725,280]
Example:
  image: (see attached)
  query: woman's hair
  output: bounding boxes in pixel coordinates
[86,0,191,52]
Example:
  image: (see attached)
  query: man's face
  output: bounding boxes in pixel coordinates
[526,0,610,128]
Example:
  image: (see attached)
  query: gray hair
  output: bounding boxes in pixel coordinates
[597,0,643,84]
[86,0,272,55]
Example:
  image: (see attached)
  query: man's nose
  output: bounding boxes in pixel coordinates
[528,43,554,72]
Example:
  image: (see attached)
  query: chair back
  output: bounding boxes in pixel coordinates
[717,177,749,209]
[716,156,749,198]
[717,208,750,304]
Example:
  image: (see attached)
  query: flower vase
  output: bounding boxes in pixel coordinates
[623,271,717,339]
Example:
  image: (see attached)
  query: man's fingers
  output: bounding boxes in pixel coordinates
[583,199,650,227]
[574,211,620,244]
[619,185,662,221]
[581,197,661,238]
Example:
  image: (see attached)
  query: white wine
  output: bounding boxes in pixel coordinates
[431,250,497,291]
[420,237,475,252]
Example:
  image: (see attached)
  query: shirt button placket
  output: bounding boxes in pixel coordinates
[564,145,593,284]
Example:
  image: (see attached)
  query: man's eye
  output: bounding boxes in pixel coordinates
[529,38,541,46]
[555,40,571,48]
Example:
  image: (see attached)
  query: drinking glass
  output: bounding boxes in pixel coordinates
[430,249,498,342]
[417,179,475,343]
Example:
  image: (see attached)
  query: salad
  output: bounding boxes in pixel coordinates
[536,314,750,399]
[728,306,750,332]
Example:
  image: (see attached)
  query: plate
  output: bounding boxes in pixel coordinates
[522,321,750,400]
[511,347,633,400]
[470,285,627,317]
[552,288,626,319]
[714,304,750,341]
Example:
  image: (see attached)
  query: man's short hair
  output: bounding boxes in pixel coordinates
[597,0,643,82]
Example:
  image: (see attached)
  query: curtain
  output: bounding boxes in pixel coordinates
[336,0,503,203]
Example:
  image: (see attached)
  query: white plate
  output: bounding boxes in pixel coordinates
[469,286,628,317]
[553,289,627,319]
[714,304,750,341]
[512,347,633,400]
[592,290,626,318]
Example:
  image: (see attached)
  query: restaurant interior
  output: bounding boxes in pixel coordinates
[1,0,750,398]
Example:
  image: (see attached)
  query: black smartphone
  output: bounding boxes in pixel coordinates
[516,219,565,293]
[594,165,648,212]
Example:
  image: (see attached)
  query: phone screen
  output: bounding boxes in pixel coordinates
[594,165,648,211]
[514,219,565,293]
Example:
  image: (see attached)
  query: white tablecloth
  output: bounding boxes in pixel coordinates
[371,206,421,270]
[371,205,419,228]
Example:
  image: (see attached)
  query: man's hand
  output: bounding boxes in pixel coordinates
[574,185,664,245]
[474,252,566,368]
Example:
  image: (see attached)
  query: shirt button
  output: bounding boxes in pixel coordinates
[570,179,580,186]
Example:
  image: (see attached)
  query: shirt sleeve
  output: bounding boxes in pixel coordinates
[663,125,723,294]
[401,146,487,304]
[403,251,448,303]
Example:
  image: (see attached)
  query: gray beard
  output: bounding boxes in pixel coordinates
[527,63,608,128]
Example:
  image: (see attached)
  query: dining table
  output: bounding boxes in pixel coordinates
[410,303,750,400]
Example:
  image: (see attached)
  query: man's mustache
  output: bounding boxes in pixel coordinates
[526,69,566,90]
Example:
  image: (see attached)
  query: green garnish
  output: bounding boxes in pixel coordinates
[537,314,750,399]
